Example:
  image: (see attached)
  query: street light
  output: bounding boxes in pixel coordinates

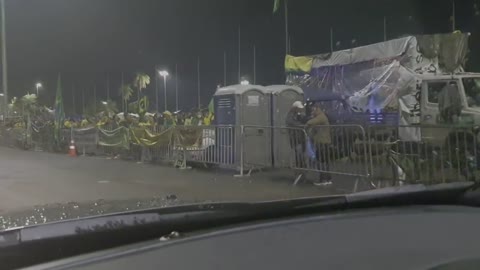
[35,82,42,96]
[101,101,108,105]
[159,70,169,111]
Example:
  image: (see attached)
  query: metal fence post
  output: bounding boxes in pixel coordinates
[95,127,100,153]
[234,125,245,177]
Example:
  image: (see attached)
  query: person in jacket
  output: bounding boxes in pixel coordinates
[286,101,307,178]
[305,102,332,186]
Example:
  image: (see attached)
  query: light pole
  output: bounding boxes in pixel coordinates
[175,64,178,111]
[1,0,8,117]
[35,82,42,97]
[159,70,169,111]
[0,93,4,116]
[155,66,158,113]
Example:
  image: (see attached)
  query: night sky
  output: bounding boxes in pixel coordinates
[4,0,480,113]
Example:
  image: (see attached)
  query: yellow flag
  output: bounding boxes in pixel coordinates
[284,55,313,73]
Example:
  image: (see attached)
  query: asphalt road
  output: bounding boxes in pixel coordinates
[0,146,338,214]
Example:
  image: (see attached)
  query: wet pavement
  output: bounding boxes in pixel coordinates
[0,146,341,215]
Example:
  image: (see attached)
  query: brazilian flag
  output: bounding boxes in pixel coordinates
[54,74,64,144]
[138,96,149,115]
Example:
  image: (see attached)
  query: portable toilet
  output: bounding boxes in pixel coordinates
[214,84,271,169]
[265,85,304,168]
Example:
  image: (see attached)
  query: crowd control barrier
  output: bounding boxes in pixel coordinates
[2,123,477,190]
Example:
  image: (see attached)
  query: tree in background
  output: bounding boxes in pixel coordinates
[132,72,150,102]
[8,94,40,147]
[83,102,98,118]
[99,99,119,118]
[128,96,149,117]
[119,84,133,112]
[8,94,39,119]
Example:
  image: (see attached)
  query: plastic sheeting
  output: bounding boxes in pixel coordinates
[130,127,173,147]
[286,33,470,114]
[174,127,204,147]
[98,127,130,149]
[309,36,416,69]
[72,127,98,146]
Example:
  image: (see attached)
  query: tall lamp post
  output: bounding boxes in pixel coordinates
[35,82,42,97]
[159,70,169,112]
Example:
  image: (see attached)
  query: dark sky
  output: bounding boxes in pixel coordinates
[3,0,480,113]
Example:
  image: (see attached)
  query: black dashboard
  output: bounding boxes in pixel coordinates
[30,205,480,270]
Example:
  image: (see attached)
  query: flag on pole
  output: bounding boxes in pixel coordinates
[208,98,214,114]
[54,73,64,144]
[273,0,281,13]
[273,0,288,54]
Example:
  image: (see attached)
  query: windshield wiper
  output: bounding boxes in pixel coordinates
[0,181,476,269]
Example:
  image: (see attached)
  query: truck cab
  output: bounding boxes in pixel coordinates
[420,73,480,145]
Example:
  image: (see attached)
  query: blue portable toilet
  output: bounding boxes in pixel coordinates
[214,84,271,169]
[265,85,304,168]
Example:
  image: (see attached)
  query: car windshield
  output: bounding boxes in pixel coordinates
[0,0,479,231]
[463,77,480,108]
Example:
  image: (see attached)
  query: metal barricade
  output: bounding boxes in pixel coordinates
[367,125,479,186]
[239,125,369,185]
[147,125,173,162]
[71,127,99,156]
[272,126,309,169]
[0,126,26,148]
[241,125,272,172]
[173,125,235,168]
[31,124,47,151]
[293,125,369,178]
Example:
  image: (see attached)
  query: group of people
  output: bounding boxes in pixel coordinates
[58,109,215,130]
[165,110,214,127]
[286,100,332,186]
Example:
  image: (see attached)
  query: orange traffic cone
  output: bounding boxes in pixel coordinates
[68,140,77,157]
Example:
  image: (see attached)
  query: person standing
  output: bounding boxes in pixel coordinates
[286,101,306,183]
[306,103,332,186]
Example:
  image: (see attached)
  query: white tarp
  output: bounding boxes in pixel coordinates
[287,34,469,114]
[312,36,417,68]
